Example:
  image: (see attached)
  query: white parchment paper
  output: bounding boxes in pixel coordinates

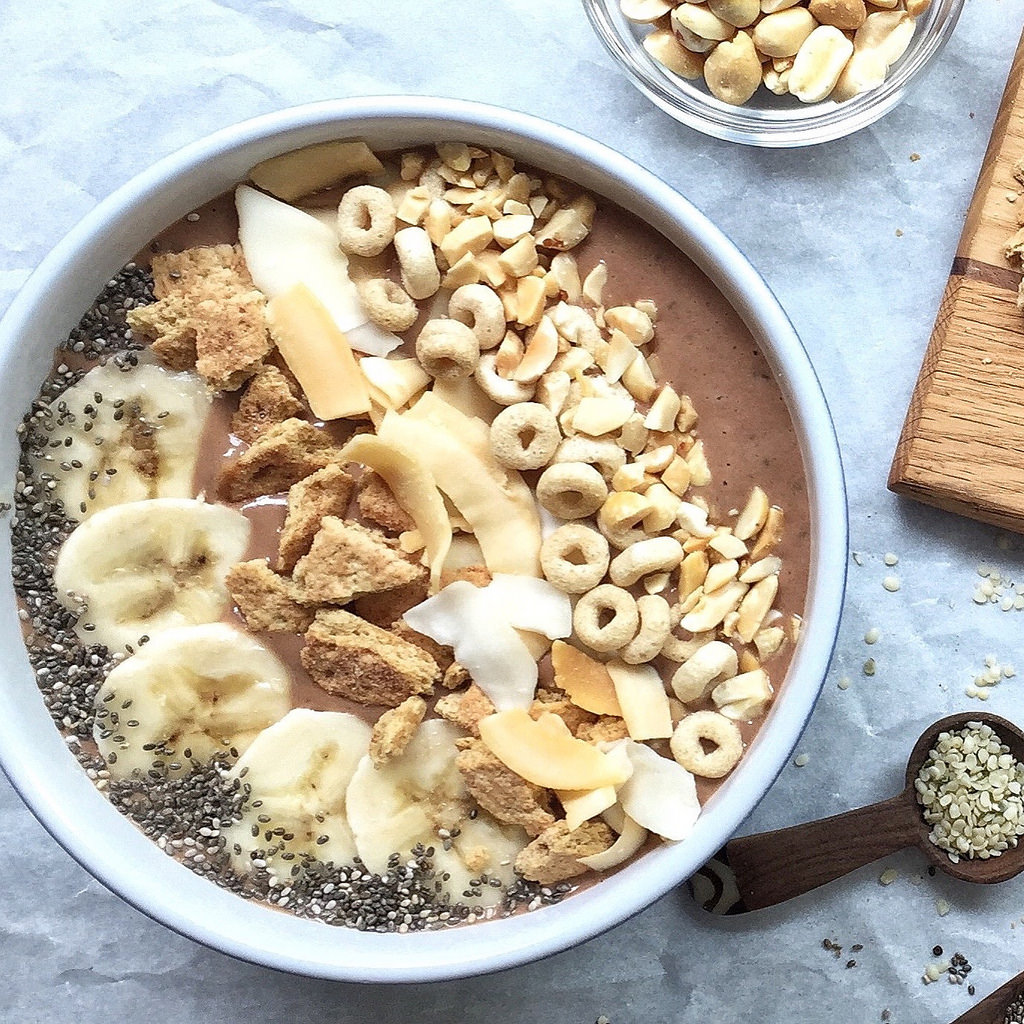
[2,2,1024,1021]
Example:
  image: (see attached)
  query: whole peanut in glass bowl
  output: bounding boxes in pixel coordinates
[582,0,965,146]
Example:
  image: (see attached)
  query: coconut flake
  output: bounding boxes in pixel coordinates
[579,812,648,871]
[402,582,537,709]
[483,574,572,639]
[616,740,700,841]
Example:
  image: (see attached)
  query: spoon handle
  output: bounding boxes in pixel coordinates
[724,792,919,911]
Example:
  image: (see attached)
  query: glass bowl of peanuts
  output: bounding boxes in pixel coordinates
[583,0,964,146]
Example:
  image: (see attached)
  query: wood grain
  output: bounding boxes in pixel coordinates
[948,971,1024,1024]
[725,793,919,911]
[889,27,1024,529]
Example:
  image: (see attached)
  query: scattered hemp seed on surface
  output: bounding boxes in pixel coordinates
[884,553,899,566]
[837,676,851,690]
[883,576,901,592]
[794,753,809,767]
[879,868,898,886]
[863,658,876,677]
[864,627,881,644]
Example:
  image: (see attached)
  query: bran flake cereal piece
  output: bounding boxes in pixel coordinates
[231,366,304,444]
[129,245,271,390]
[277,463,356,572]
[218,418,342,502]
[514,819,616,885]
[369,696,427,767]
[442,661,472,690]
[439,563,493,589]
[389,619,454,674]
[150,243,252,299]
[455,738,556,837]
[574,716,630,744]
[293,517,424,605]
[301,608,439,707]
[225,559,315,633]
[356,470,416,534]
[435,683,497,737]
[528,696,597,737]
[351,576,431,629]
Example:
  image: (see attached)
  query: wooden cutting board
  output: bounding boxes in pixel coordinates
[889,28,1024,530]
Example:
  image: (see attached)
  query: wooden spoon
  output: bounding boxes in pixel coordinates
[716,713,1024,913]
[948,968,1024,1024]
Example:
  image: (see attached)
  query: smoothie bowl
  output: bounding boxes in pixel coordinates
[0,98,846,981]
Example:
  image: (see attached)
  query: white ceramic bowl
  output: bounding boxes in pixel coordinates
[0,97,847,982]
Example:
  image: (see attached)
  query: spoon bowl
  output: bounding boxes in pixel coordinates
[717,712,1024,912]
[904,712,1024,884]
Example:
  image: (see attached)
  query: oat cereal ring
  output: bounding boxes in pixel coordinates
[573,584,639,654]
[489,402,561,471]
[661,628,714,664]
[474,351,535,406]
[448,283,506,350]
[336,185,397,258]
[416,318,480,379]
[608,536,685,588]
[669,710,743,779]
[393,226,441,300]
[540,523,610,594]
[552,436,627,481]
[357,278,419,333]
[536,462,608,520]
[620,594,672,666]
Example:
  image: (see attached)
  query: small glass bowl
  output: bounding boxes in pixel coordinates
[582,0,965,147]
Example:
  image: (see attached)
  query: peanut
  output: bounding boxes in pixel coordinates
[704,31,762,106]
[708,0,760,27]
[643,28,706,78]
[854,10,916,66]
[671,3,737,41]
[751,7,817,58]
[788,25,855,103]
[808,0,866,30]
[625,0,925,105]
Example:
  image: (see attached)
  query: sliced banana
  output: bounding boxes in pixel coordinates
[32,361,211,522]
[223,708,371,879]
[93,622,291,779]
[54,497,251,651]
[346,719,528,906]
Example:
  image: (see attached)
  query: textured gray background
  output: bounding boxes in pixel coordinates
[2,1,1024,1021]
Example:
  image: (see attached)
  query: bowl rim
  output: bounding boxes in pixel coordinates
[0,96,847,982]
[581,0,966,148]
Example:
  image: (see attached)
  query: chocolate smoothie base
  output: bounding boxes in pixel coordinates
[162,165,810,811]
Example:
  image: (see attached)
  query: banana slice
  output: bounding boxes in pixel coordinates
[54,497,251,651]
[32,361,211,522]
[223,708,371,879]
[346,719,528,905]
[93,622,291,779]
